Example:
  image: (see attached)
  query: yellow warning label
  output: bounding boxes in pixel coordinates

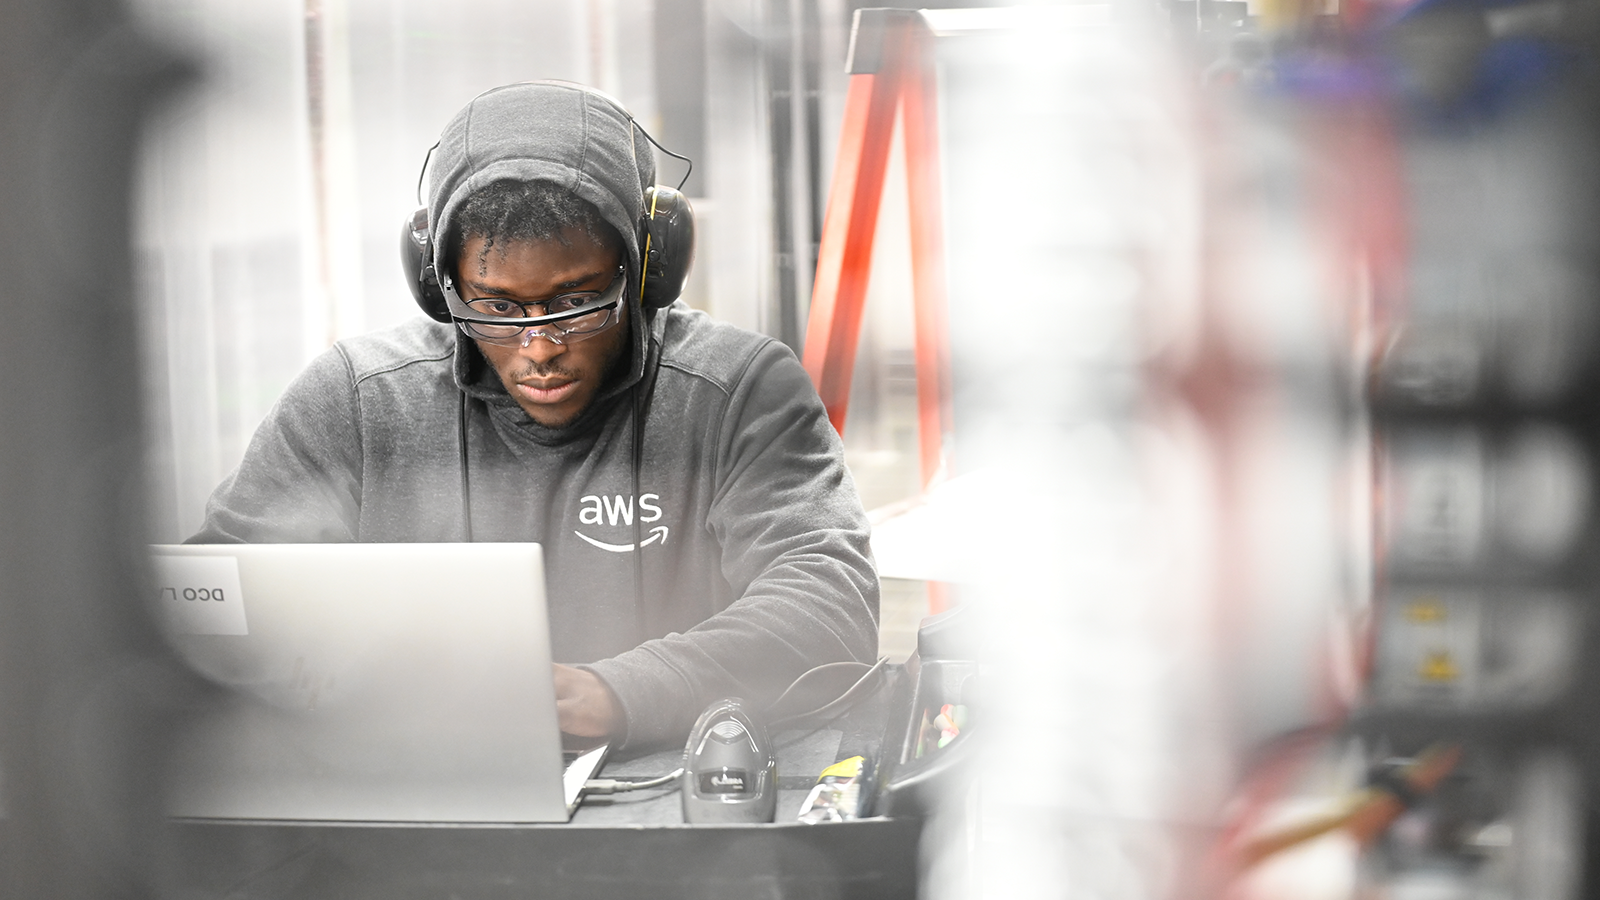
[818,756,864,782]
[1404,599,1447,623]
[1419,651,1458,682]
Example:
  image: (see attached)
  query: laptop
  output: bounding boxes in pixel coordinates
[150,542,608,824]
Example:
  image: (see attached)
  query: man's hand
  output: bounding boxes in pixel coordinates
[552,663,622,739]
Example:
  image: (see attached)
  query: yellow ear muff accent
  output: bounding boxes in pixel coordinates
[640,188,661,301]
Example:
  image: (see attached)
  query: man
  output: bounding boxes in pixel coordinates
[191,82,880,749]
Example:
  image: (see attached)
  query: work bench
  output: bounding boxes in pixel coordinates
[157,679,928,899]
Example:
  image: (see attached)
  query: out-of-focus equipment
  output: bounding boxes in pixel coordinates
[0,2,199,894]
[803,6,956,612]
[868,606,978,818]
[1358,2,1598,895]
[802,8,952,490]
[1191,0,1600,894]
[1234,743,1463,868]
[680,698,777,824]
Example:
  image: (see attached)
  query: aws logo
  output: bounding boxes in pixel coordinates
[574,493,669,553]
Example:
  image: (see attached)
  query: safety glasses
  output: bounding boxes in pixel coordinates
[447,266,626,346]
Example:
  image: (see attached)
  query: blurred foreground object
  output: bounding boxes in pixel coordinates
[1199,0,1600,896]
[921,4,1245,898]
[1233,743,1462,867]
[918,0,1600,896]
[0,1,199,897]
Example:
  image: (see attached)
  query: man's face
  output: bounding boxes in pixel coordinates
[458,229,631,428]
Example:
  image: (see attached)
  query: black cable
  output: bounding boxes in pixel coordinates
[628,312,667,644]
[458,390,474,542]
[769,661,887,751]
[767,657,892,732]
[416,141,439,205]
[630,386,646,644]
[1367,759,1425,809]
[630,119,693,192]
[764,661,875,717]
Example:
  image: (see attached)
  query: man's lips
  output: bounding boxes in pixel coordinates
[515,378,579,404]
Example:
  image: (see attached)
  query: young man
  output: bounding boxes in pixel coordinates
[191,82,880,749]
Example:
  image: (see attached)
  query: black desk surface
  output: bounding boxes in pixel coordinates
[157,727,921,899]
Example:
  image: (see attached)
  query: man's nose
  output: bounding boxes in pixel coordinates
[517,330,568,362]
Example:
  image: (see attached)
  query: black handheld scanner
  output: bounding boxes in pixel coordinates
[681,698,777,824]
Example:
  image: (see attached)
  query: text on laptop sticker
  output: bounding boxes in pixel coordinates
[151,554,248,635]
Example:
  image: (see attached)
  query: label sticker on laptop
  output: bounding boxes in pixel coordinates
[151,555,248,635]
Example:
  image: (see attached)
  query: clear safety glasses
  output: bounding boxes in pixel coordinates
[449,266,626,347]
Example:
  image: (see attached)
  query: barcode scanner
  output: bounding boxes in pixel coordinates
[681,698,777,823]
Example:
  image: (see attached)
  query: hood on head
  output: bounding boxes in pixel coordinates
[429,81,658,438]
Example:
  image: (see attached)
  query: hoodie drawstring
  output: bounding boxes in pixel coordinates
[630,385,647,645]
[459,389,475,542]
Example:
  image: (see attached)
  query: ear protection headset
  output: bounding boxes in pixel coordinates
[399,85,695,323]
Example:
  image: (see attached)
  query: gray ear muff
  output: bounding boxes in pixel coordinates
[639,185,695,310]
[401,206,451,323]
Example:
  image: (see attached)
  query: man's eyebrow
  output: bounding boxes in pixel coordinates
[464,268,616,296]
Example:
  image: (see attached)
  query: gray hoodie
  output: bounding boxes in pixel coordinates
[191,82,880,748]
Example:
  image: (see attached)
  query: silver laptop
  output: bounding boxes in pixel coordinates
[150,542,607,824]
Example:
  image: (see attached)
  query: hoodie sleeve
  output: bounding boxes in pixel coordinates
[187,347,364,544]
[584,341,880,747]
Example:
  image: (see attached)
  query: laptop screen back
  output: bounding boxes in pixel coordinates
[151,542,571,823]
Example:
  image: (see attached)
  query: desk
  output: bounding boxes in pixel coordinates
[158,710,921,897]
